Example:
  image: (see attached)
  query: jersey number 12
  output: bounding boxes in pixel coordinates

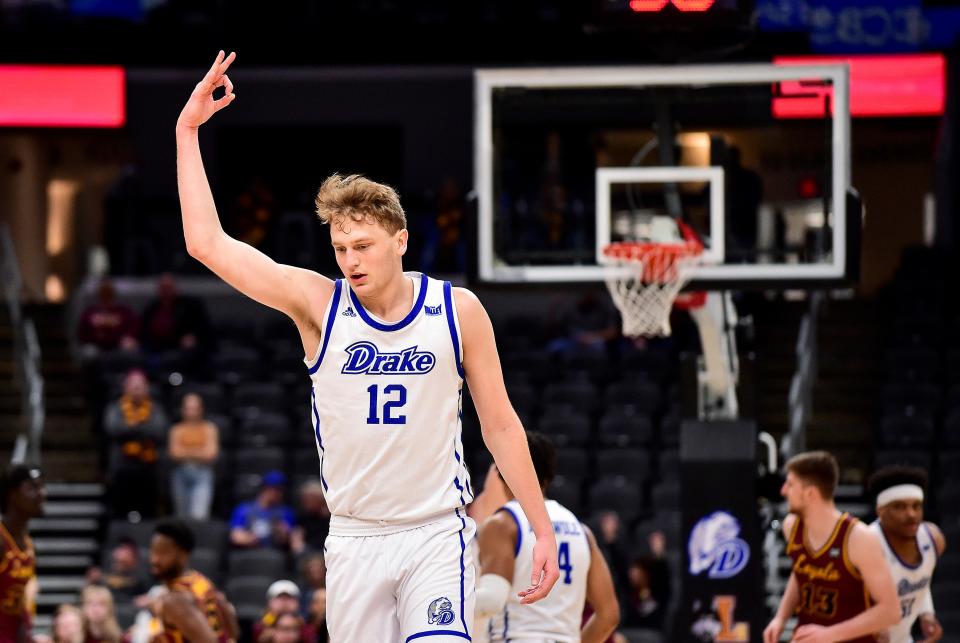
[366,384,407,425]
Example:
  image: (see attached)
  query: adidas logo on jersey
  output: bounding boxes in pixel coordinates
[425,304,442,316]
[342,307,357,317]
[342,341,436,375]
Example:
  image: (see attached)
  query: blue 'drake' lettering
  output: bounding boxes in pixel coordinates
[342,341,436,375]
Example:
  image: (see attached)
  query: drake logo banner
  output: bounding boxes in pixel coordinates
[688,511,751,580]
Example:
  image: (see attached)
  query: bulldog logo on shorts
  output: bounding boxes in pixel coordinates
[427,597,455,626]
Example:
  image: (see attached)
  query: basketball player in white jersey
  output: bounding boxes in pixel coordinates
[476,432,620,643]
[176,51,560,641]
[867,466,947,643]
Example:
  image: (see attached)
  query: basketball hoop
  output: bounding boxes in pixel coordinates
[601,223,704,338]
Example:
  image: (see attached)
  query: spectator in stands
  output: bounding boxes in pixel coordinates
[81,585,122,643]
[305,589,328,643]
[168,393,219,520]
[290,480,329,556]
[269,612,310,643]
[596,511,631,599]
[229,472,296,549]
[622,531,671,629]
[104,370,167,518]
[297,554,326,616]
[77,279,140,358]
[51,604,84,643]
[253,581,315,643]
[87,538,151,607]
[139,274,212,368]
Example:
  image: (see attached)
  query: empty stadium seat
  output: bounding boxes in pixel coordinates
[596,449,652,484]
[878,413,935,448]
[587,477,642,521]
[597,407,654,447]
[227,549,288,579]
[543,381,598,414]
[225,576,275,621]
[233,448,285,475]
[604,380,661,414]
[539,411,591,447]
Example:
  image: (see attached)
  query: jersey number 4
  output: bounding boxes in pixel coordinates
[558,542,573,585]
[366,384,408,425]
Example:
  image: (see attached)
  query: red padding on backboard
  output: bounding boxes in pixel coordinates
[773,54,944,118]
[0,65,125,128]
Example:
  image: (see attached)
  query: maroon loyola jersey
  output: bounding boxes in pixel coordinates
[786,513,876,643]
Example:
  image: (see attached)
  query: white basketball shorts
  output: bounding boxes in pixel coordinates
[324,510,477,642]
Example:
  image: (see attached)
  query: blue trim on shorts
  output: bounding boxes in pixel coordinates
[405,631,471,642]
[350,272,427,332]
[307,279,342,374]
[497,506,522,558]
[454,506,469,638]
[443,281,465,379]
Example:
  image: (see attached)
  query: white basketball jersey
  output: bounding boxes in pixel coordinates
[304,273,473,529]
[487,499,591,642]
[869,521,938,643]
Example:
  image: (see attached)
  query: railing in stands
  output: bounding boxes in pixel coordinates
[1,224,44,465]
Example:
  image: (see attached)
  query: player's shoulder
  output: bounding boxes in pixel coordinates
[451,286,483,311]
[923,521,947,555]
[480,506,521,540]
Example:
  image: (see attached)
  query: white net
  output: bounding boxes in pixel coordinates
[601,243,702,337]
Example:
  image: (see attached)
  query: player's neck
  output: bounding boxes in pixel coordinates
[801,503,842,540]
[354,271,414,320]
[880,523,920,561]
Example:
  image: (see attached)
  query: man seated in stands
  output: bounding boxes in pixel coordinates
[77,278,140,358]
[140,274,212,371]
[230,472,296,550]
[290,480,329,556]
[86,537,151,609]
[253,581,316,643]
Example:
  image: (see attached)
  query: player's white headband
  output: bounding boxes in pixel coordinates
[876,484,924,508]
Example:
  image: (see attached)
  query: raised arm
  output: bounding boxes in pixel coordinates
[176,51,332,345]
[454,288,559,604]
[581,526,620,643]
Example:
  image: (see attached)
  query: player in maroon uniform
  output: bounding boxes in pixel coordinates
[0,466,45,643]
[148,521,239,643]
[764,452,899,643]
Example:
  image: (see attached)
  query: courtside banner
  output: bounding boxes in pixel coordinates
[678,420,764,643]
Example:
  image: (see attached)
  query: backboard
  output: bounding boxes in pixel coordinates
[474,63,858,289]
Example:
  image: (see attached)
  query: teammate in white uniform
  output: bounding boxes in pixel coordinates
[476,432,620,643]
[176,51,560,642]
[867,466,947,643]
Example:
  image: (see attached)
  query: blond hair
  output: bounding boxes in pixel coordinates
[315,173,406,234]
[81,585,122,643]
